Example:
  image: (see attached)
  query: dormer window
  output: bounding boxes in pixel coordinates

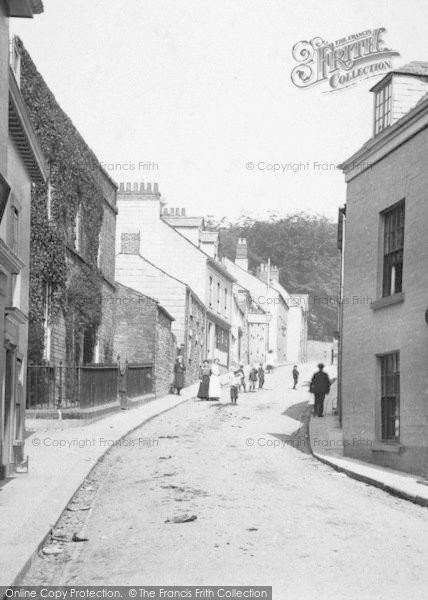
[374,82,392,135]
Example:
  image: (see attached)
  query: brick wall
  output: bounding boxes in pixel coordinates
[342,125,428,477]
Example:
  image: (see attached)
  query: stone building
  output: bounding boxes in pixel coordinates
[0,2,46,478]
[113,283,175,398]
[115,250,206,384]
[115,182,235,369]
[338,62,428,476]
[17,39,118,367]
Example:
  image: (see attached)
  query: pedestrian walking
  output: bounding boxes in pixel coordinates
[173,355,186,395]
[208,357,222,401]
[292,365,299,389]
[257,363,265,389]
[309,363,331,417]
[249,365,258,392]
[197,359,211,400]
[229,367,240,405]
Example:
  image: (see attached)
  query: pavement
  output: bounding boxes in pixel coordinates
[0,376,212,586]
[309,380,428,508]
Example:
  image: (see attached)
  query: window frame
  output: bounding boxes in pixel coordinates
[381,199,405,298]
[374,81,392,135]
[379,351,400,442]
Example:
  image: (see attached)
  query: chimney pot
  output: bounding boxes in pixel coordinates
[154,183,159,193]
[126,182,131,191]
[147,183,152,192]
[119,182,125,192]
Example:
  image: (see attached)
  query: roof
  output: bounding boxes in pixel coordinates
[370,61,428,92]
[115,281,175,322]
[162,216,204,228]
[223,257,289,305]
[116,251,206,311]
[207,257,236,282]
[8,70,47,183]
[5,0,44,17]
[338,89,428,173]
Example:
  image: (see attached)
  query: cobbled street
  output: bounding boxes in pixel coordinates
[23,366,428,599]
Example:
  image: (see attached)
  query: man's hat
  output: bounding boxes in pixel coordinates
[318,363,324,369]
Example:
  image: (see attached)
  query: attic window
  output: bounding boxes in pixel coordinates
[374,82,392,135]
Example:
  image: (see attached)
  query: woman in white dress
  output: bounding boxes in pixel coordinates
[208,358,222,400]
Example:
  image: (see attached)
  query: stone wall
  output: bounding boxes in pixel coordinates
[113,283,175,398]
[155,308,176,397]
[183,290,206,383]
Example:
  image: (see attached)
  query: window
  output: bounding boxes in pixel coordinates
[209,277,213,306]
[11,206,19,254]
[224,288,228,316]
[217,282,220,310]
[382,200,405,297]
[375,82,392,135]
[380,352,400,441]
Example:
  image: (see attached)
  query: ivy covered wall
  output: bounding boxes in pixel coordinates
[18,38,108,364]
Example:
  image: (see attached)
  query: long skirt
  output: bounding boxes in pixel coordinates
[197,374,210,399]
[208,374,222,399]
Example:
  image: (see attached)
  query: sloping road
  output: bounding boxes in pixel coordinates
[23,365,428,599]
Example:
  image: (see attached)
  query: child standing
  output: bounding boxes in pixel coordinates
[257,363,265,389]
[229,368,241,405]
[237,364,246,392]
[249,365,258,392]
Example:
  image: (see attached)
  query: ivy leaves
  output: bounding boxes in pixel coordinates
[20,41,105,363]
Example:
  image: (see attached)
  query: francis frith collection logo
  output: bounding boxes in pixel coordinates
[291,28,400,91]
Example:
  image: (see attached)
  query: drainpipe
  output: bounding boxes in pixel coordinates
[337,205,346,425]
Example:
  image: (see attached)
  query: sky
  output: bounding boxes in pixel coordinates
[11,0,428,221]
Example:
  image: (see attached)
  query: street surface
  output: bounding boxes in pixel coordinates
[23,365,428,599]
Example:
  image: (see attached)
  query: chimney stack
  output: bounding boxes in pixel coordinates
[235,238,248,271]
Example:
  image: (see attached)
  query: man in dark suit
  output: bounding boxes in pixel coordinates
[310,363,330,417]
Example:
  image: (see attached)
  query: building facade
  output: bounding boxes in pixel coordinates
[115,250,206,384]
[339,62,428,477]
[17,39,118,368]
[0,1,46,478]
[115,182,235,369]
[113,283,176,398]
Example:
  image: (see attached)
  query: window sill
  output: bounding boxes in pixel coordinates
[372,442,403,453]
[370,293,404,311]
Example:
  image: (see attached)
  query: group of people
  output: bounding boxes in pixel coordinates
[174,355,331,417]
[197,361,267,404]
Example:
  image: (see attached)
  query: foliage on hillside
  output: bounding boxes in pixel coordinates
[214,214,340,340]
